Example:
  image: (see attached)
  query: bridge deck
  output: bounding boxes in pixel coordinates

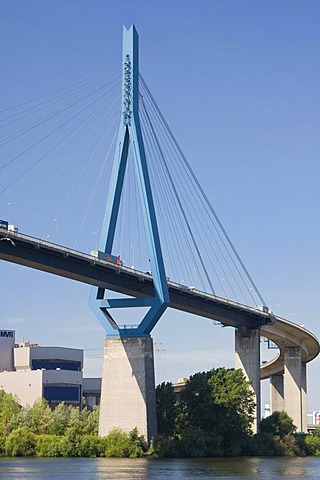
[1,228,319,376]
[0,228,272,329]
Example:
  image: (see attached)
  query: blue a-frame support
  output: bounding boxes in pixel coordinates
[89,25,169,338]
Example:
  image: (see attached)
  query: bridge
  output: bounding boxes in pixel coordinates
[0,25,318,440]
[0,226,318,434]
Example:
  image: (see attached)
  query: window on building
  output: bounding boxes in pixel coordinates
[43,384,81,403]
[32,359,81,371]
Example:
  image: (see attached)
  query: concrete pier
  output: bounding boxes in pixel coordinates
[284,346,306,432]
[98,337,157,442]
[235,327,261,433]
[301,362,307,432]
[270,373,284,412]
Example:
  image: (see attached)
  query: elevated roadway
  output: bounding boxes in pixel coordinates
[1,228,319,368]
[260,318,320,379]
[0,228,273,329]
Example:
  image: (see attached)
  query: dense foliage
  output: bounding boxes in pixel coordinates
[154,369,320,458]
[248,411,320,457]
[1,370,319,458]
[155,367,255,457]
[0,391,145,457]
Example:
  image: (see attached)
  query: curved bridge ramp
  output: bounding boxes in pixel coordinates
[260,316,319,432]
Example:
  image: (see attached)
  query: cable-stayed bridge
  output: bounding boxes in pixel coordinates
[0,25,318,440]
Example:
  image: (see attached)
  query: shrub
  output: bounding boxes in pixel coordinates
[304,434,320,456]
[5,427,36,457]
[76,435,103,457]
[260,411,296,438]
[104,428,144,458]
[36,434,64,457]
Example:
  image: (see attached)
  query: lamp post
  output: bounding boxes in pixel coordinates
[53,218,59,244]
[130,245,134,270]
[7,203,12,224]
[93,232,98,250]
[192,267,196,287]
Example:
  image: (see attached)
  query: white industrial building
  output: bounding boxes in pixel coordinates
[0,328,99,408]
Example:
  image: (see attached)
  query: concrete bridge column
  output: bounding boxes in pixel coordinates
[270,374,284,412]
[235,327,261,433]
[301,362,307,432]
[284,346,306,432]
[98,336,157,442]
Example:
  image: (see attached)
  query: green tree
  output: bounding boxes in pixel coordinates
[66,405,82,434]
[104,429,132,457]
[76,435,104,457]
[36,434,64,457]
[209,368,255,425]
[247,411,299,457]
[80,406,99,435]
[9,405,33,432]
[104,428,144,458]
[179,368,255,435]
[179,371,217,432]
[156,382,176,436]
[48,403,70,435]
[30,398,53,434]
[174,427,223,458]
[5,426,36,456]
[304,432,320,456]
[11,399,53,435]
[0,391,21,436]
[209,368,255,454]
[260,411,296,438]
[59,426,83,457]
[173,368,255,456]
[128,427,146,456]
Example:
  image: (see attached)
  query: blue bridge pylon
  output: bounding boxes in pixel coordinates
[89,25,170,338]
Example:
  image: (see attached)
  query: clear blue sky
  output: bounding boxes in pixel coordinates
[0,1,319,411]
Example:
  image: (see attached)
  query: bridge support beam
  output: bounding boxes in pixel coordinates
[98,336,157,442]
[235,327,261,433]
[270,373,284,412]
[284,346,307,432]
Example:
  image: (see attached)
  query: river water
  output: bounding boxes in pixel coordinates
[0,457,319,479]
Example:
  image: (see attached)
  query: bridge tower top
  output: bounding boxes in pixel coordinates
[121,25,139,125]
[89,25,169,338]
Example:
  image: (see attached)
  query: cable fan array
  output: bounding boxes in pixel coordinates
[0,67,266,309]
[0,68,121,251]
[138,75,266,308]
